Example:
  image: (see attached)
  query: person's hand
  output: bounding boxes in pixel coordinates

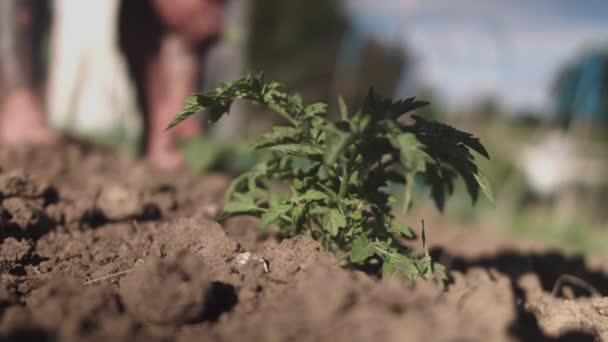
[151,0,227,43]
[0,88,58,145]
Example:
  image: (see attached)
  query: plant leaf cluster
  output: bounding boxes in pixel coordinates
[168,72,492,282]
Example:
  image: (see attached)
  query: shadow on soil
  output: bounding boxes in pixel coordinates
[0,328,54,342]
[202,282,238,323]
[433,247,605,341]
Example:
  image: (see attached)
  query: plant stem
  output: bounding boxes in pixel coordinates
[373,243,392,256]
[338,154,354,199]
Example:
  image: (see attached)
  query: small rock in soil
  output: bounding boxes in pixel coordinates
[96,183,142,221]
[230,252,268,274]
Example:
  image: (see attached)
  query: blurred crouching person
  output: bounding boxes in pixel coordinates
[0,0,229,169]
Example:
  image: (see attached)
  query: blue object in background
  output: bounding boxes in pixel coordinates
[552,49,608,125]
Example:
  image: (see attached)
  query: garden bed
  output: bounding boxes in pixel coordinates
[0,144,606,341]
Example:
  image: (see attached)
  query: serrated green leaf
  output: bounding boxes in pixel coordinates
[411,115,490,159]
[207,101,232,123]
[252,126,301,149]
[260,203,291,226]
[381,254,418,278]
[166,96,202,130]
[297,190,330,203]
[464,137,490,159]
[350,236,375,263]
[324,208,346,236]
[473,169,495,205]
[269,144,324,159]
[363,88,391,120]
[267,192,281,207]
[388,221,416,239]
[247,164,267,195]
[392,133,430,173]
[317,183,338,197]
[225,172,249,200]
[390,97,429,118]
[338,96,348,120]
[356,113,371,133]
[291,204,306,225]
[381,257,397,277]
[304,103,328,118]
[222,201,261,216]
[323,125,352,165]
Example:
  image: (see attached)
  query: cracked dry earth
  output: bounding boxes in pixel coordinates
[0,144,607,342]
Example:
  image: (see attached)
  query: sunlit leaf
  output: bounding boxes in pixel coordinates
[350,236,375,263]
[474,168,495,205]
[324,208,346,236]
[388,221,416,239]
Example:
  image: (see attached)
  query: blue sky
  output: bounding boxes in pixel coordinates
[341,0,608,113]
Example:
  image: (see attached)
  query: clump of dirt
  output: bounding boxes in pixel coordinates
[0,238,32,273]
[0,170,57,241]
[520,273,608,340]
[120,251,236,325]
[150,218,240,269]
[0,145,606,342]
[0,169,56,201]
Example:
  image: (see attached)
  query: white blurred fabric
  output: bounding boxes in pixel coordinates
[46,0,142,146]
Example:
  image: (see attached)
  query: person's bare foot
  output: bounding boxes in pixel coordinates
[146,127,189,170]
[144,34,202,170]
[146,105,201,170]
[147,146,185,170]
[0,88,58,145]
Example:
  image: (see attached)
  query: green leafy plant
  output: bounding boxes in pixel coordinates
[168,72,493,283]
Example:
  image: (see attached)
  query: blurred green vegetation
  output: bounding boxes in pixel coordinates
[182,137,267,175]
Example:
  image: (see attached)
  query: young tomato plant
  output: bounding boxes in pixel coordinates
[168,72,493,283]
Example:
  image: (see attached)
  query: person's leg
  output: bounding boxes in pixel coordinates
[145,34,202,169]
[119,0,227,169]
[0,0,57,145]
[147,0,228,169]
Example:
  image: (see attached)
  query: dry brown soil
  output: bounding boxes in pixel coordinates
[0,144,607,342]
